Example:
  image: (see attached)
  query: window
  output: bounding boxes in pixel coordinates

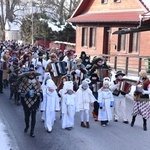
[120,34,127,51]
[129,33,140,53]
[117,29,140,53]
[101,0,108,4]
[114,0,121,2]
[89,28,96,48]
[117,28,130,51]
[82,27,88,47]
[117,34,126,51]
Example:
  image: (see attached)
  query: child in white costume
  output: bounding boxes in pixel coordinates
[44,79,60,133]
[98,77,114,127]
[76,79,96,128]
[40,72,51,121]
[61,81,78,130]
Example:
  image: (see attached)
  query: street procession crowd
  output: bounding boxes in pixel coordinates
[0,40,150,138]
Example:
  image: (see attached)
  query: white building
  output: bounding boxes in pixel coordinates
[5,19,20,41]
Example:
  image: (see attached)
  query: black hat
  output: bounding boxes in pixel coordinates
[66,50,75,56]
[115,71,125,78]
[81,51,86,55]
[95,57,103,63]
[38,51,43,56]
[29,64,35,71]
[80,51,87,57]
[90,73,99,81]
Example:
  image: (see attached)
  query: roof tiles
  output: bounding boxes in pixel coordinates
[68,11,145,23]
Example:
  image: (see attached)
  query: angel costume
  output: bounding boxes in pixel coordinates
[61,81,78,130]
[44,79,60,133]
[98,77,114,126]
[76,79,96,128]
[40,72,51,121]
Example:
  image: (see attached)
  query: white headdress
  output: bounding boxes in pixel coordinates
[103,77,110,86]
[82,78,91,87]
[63,81,74,92]
[46,79,57,90]
[41,72,51,90]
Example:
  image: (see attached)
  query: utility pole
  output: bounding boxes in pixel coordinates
[31,0,34,45]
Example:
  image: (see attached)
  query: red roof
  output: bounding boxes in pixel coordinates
[68,11,145,23]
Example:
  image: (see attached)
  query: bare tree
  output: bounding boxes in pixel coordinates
[0,0,6,40]
[0,0,81,41]
[0,0,28,40]
[35,0,81,24]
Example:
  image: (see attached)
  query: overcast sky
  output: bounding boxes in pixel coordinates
[142,0,150,9]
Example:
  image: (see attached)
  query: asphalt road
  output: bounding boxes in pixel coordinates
[0,87,150,150]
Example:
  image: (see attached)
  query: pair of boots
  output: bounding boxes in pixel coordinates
[24,126,35,137]
[131,116,147,131]
[92,111,98,121]
[81,122,90,128]
[3,79,8,88]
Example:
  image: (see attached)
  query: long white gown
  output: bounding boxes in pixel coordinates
[44,89,60,132]
[61,93,77,129]
[98,88,114,121]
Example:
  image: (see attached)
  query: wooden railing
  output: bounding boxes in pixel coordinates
[100,54,150,76]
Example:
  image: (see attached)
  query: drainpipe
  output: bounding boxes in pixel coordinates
[138,14,143,28]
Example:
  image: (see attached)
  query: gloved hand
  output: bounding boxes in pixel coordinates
[37,92,41,96]
[110,101,114,107]
[99,102,103,109]
[134,91,139,96]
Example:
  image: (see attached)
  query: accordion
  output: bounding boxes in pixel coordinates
[97,68,109,81]
[92,82,102,92]
[120,81,132,94]
[113,81,132,96]
[51,61,67,77]
[2,62,7,70]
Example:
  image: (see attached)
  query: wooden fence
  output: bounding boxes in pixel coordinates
[100,54,150,76]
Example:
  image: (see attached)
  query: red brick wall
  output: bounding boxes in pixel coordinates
[75,25,104,56]
[76,25,150,57]
[83,0,145,13]
[75,25,150,72]
[140,31,150,56]
[74,0,149,71]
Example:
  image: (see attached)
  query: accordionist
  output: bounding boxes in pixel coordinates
[110,70,129,124]
[46,53,67,87]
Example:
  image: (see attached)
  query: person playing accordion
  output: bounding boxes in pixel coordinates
[71,59,87,91]
[89,57,111,121]
[90,57,111,82]
[110,71,129,124]
[46,53,67,88]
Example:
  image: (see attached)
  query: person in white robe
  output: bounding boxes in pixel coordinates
[32,52,47,84]
[76,78,96,128]
[98,77,114,127]
[44,79,60,133]
[40,72,51,121]
[61,81,78,130]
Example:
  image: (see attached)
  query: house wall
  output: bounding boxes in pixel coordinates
[83,0,145,13]
[74,0,150,72]
[76,25,104,57]
[140,31,150,56]
[5,30,20,41]
[76,25,150,70]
